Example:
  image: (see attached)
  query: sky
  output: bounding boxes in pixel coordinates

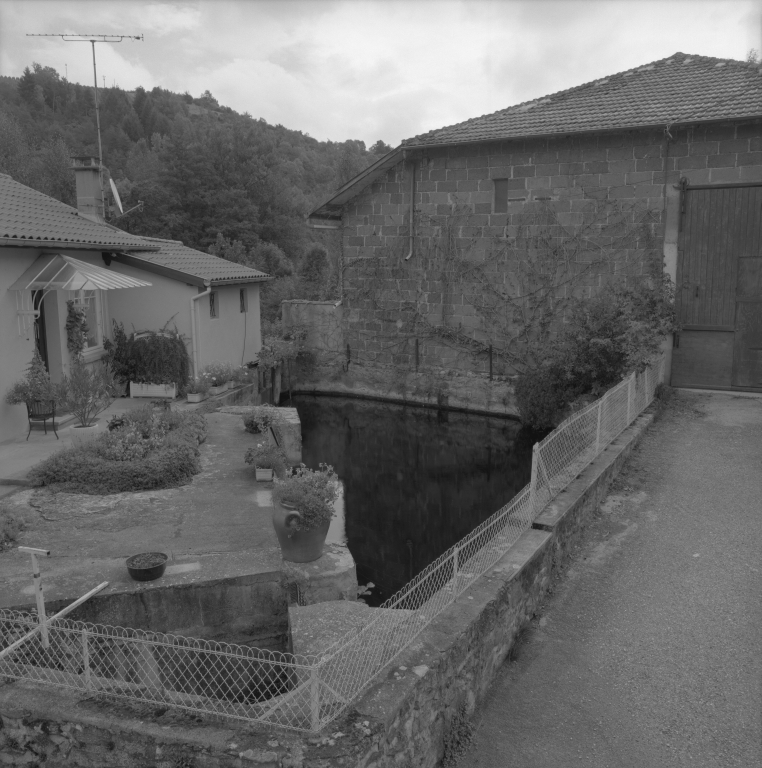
[0,0,760,147]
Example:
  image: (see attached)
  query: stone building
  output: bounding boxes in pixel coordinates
[304,53,762,411]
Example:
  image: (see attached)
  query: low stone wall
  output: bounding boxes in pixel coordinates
[286,358,518,417]
[0,409,655,767]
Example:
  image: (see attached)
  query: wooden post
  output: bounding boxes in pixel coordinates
[415,338,419,370]
[489,344,493,380]
[452,545,459,588]
[19,547,50,649]
[627,374,634,424]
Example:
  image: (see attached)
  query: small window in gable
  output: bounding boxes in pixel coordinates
[239,288,248,313]
[494,178,509,214]
[209,292,218,319]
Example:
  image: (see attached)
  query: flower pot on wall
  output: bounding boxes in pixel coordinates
[256,468,274,482]
[209,383,228,396]
[130,382,177,399]
[272,503,329,563]
[186,392,208,403]
[70,421,101,447]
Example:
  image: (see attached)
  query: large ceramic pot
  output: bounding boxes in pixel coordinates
[272,502,329,563]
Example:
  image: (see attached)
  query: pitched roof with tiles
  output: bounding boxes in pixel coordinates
[0,173,156,250]
[128,238,270,285]
[402,53,762,147]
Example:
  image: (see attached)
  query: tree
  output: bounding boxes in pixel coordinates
[17,67,37,105]
[370,139,393,155]
[299,244,329,299]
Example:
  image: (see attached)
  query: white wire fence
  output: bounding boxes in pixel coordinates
[0,356,663,732]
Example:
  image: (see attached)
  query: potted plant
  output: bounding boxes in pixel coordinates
[245,442,287,482]
[59,358,121,445]
[242,405,283,436]
[186,374,210,403]
[202,362,229,395]
[271,464,340,562]
[5,351,59,407]
[124,327,189,399]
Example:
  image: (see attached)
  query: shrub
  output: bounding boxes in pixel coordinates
[242,405,283,435]
[0,502,26,551]
[516,277,677,430]
[271,464,340,530]
[58,359,121,427]
[244,442,287,477]
[104,325,191,391]
[4,350,59,405]
[29,409,207,494]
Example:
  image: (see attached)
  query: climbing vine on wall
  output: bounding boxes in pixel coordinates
[341,196,662,377]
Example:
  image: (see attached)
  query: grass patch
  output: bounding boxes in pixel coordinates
[29,407,207,495]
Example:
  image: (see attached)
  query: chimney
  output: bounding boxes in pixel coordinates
[71,156,106,223]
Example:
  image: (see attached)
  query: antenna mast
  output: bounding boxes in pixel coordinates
[26,33,143,216]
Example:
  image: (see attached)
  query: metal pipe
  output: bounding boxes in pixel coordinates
[404,159,416,261]
[190,282,212,378]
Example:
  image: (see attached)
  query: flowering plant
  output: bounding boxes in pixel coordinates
[186,374,211,395]
[242,405,283,435]
[244,442,287,477]
[272,464,340,530]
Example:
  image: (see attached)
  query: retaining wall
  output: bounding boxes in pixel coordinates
[0,410,655,767]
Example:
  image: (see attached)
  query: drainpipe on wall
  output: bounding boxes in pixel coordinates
[404,153,416,261]
[190,281,212,378]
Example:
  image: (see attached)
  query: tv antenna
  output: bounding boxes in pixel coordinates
[26,33,143,216]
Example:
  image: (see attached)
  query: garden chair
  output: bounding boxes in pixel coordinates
[26,400,58,440]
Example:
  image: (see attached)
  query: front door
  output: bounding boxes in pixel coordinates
[32,290,49,371]
[671,184,762,391]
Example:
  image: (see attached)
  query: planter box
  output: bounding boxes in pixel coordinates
[130,382,177,399]
[186,392,208,403]
[209,382,229,396]
[255,468,274,482]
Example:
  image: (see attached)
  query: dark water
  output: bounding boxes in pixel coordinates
[289,395,533,606]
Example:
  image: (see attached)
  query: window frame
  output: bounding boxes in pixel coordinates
[209,291,219,319]
[239,287,248,313]
[72,288,104,362]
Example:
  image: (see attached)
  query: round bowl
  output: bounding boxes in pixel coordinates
[126,552,168,582]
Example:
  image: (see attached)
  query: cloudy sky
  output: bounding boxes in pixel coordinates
[0,0,760,146]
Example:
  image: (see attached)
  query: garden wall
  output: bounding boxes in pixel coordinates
[0,408,655,767]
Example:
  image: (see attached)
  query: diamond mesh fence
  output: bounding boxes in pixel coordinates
[0,356,663,732]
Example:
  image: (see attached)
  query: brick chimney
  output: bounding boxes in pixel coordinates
[71,156,105,223]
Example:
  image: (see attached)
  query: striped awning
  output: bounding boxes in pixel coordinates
[8,253,151,292]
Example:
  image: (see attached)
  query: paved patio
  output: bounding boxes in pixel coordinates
[0,408,284,613]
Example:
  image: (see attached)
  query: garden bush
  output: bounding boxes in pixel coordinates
[516,277,678,430]
[29,408,207,494]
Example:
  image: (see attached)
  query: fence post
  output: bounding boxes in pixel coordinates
[595,398,603,454]
[452,545,460,592]
[310,665,321,732]
[627,374,634,424]
[529,443,539,514]
[81,629,91,690]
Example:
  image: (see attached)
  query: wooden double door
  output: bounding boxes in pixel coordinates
[671,184,762,391]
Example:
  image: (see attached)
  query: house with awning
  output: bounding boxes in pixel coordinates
[0,161,270,442]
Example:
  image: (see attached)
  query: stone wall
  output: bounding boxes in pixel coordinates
[289,120,762,408]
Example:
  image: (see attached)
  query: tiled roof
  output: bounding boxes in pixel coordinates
[403,53,762,147]
[129,238,270,284]
[0,173,155,250]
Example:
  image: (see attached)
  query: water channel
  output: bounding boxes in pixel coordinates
[289,395,533,606]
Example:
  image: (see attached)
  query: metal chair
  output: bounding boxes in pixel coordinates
[26,400,58,440]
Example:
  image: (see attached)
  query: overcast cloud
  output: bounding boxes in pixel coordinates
[0,0,759,146]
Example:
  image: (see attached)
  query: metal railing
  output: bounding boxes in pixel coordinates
[0,356,664,732]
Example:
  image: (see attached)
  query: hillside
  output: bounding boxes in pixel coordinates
[0,64,393,312]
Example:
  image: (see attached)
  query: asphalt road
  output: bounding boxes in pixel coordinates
[458,392,762,768]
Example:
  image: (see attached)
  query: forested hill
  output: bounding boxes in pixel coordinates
[0,64,393,273]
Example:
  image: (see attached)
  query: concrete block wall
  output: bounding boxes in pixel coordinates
[339,120,762,386]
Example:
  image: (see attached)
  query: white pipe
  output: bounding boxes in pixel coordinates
[190,282,212,378]
[404,158,416,261]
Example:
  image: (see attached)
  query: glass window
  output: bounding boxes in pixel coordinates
[210,292,218,318]
[240,288,248,313]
